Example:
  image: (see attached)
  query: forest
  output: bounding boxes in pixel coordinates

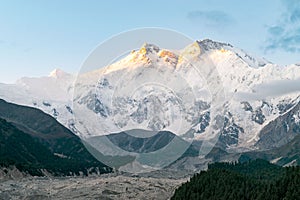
[172,159,300,200]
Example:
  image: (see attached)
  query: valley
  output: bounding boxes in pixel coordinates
[0,174,187,200]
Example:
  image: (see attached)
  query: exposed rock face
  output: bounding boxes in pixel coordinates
[218,111,244,148]
[0,166,29,181]
[256,101,300,150]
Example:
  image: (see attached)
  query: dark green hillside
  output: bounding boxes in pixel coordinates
[172,159,300,200]
[0,99,111,176]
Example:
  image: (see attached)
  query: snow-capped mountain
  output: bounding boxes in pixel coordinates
[0,39,299,153]
[0,69,75,130]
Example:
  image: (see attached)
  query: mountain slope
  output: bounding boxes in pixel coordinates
[0,99,111,176]
[0,39,299,169]
[166,94,300,170]
[240,134,300,166]
[172,159,300,200]
[255,100,300,150]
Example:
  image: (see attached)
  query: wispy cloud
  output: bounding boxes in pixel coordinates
[235,79,300,101]
[265,0,300,53]
[187,10,235,28]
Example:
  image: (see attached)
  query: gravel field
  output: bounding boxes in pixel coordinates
[0,174,188,200]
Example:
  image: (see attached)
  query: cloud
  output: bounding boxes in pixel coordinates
[265,0,300,53]
[187,10,235,28]
[268,26,284,36]
[235,79,300,101]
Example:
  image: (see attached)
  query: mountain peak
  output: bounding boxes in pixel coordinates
[123,43,161,65]
[139,43,160,55]
[180,41,202,58]
[49,68,68,78]
[197,39,233,51]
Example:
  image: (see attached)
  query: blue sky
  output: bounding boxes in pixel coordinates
[0,0,299,83]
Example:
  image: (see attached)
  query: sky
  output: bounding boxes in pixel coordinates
[0,0,300,83]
